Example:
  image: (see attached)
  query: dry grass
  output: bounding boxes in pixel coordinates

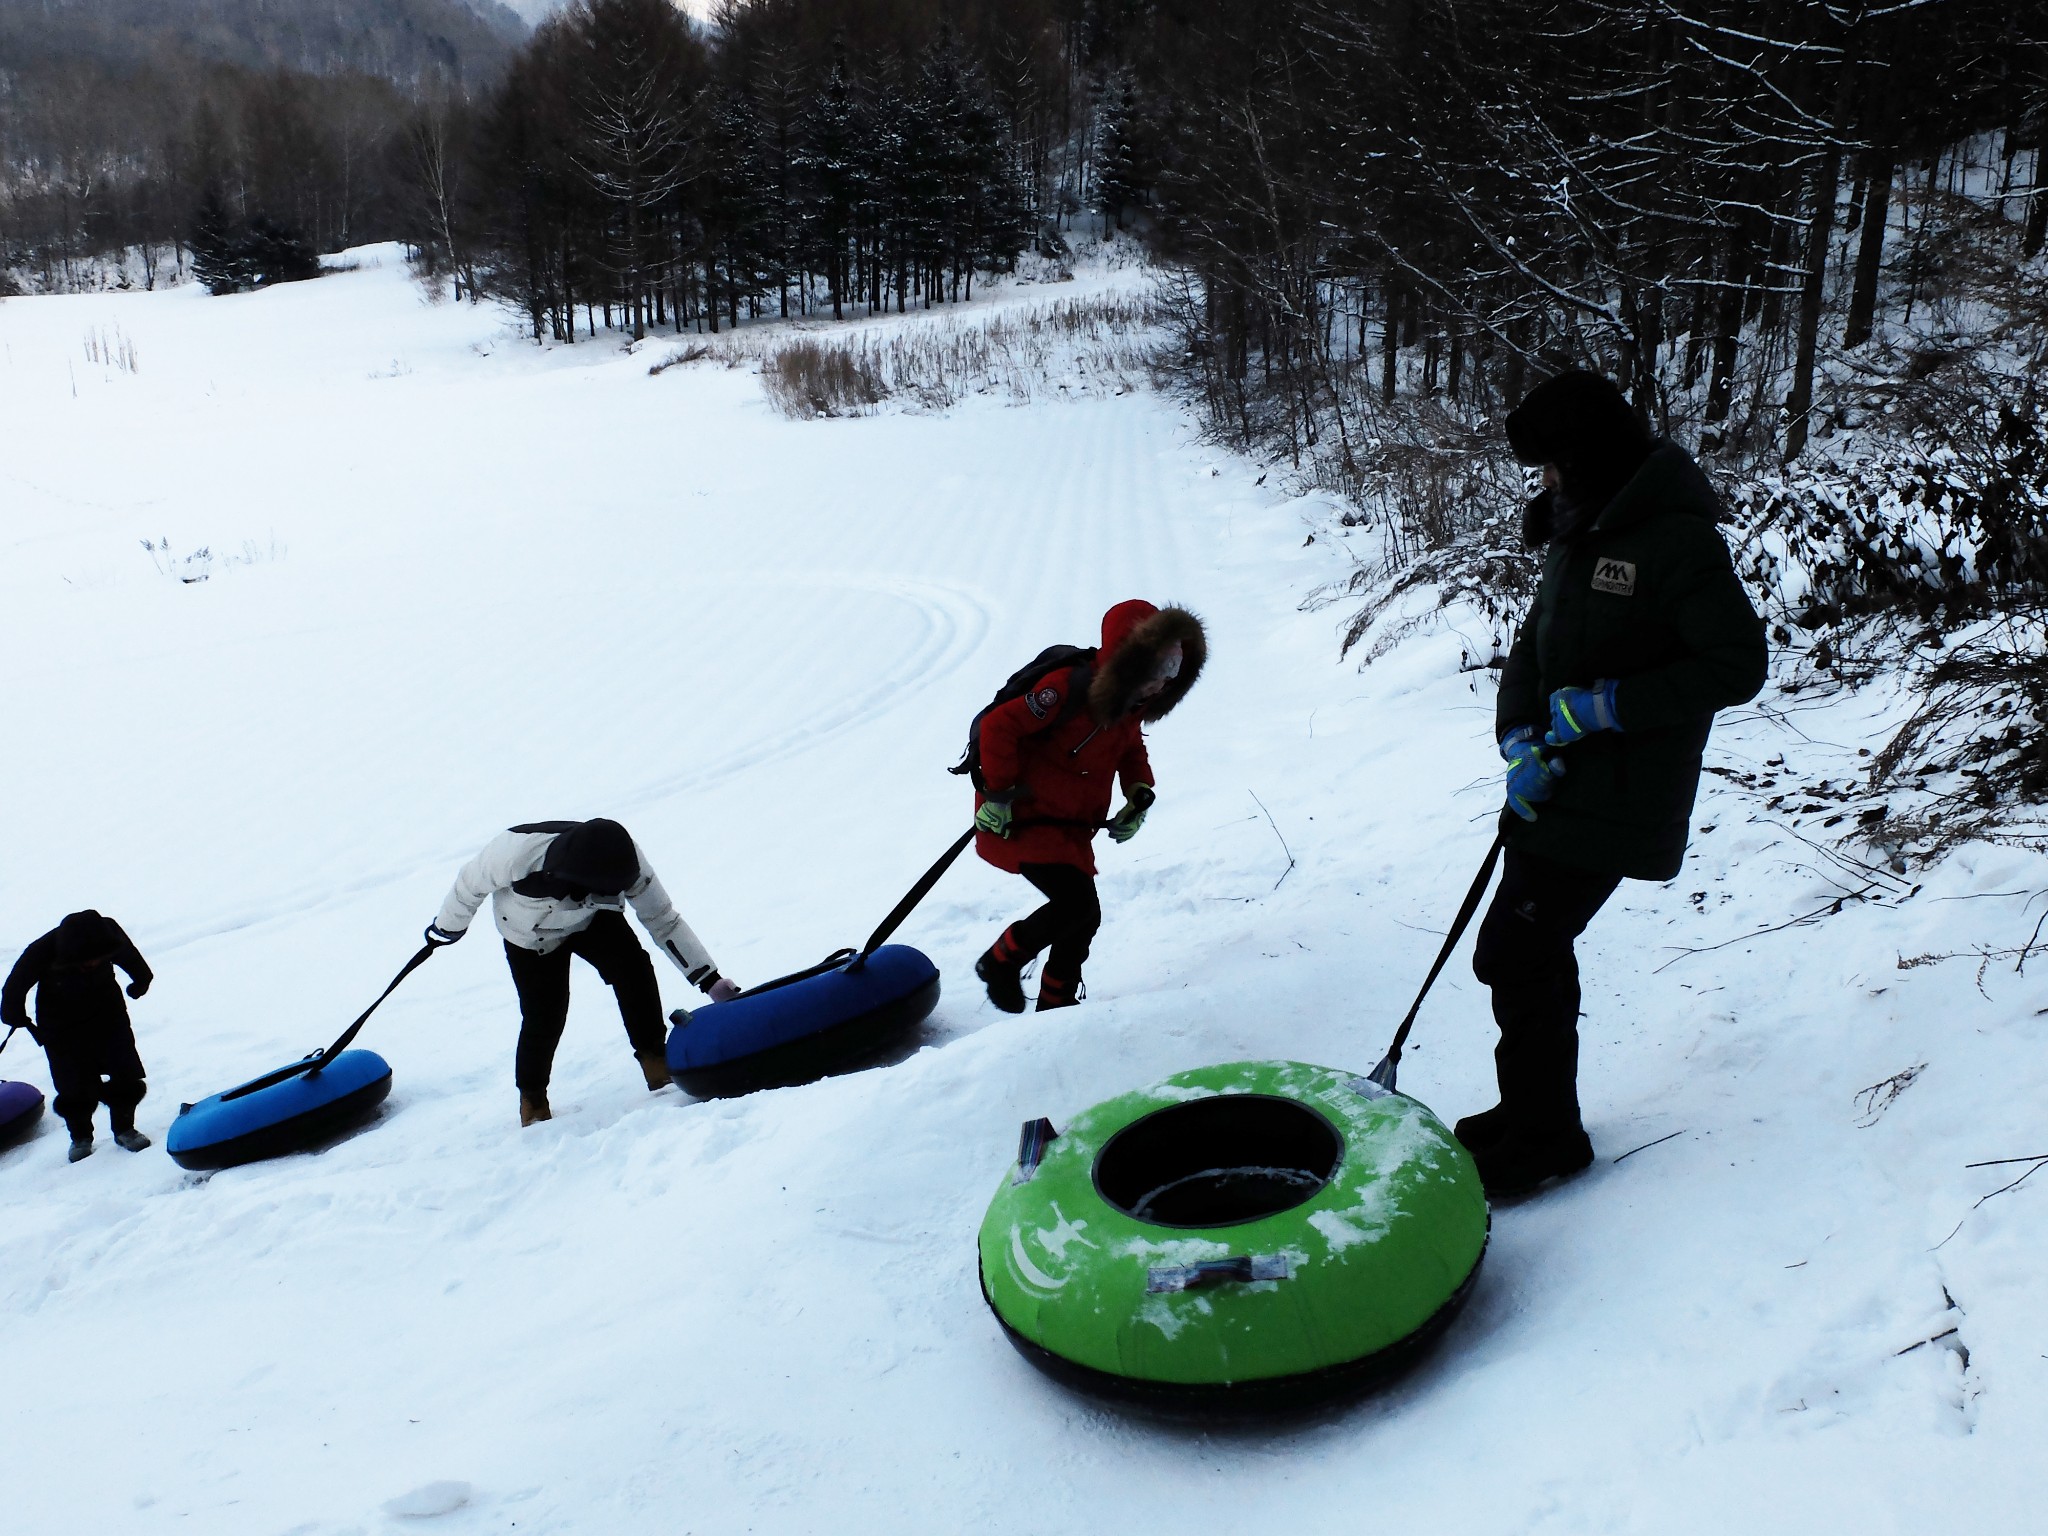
[759,338,889,414]
[751,294,1162,419]
[646,341,711,376]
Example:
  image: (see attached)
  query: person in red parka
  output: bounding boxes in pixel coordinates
[972,600,1207,1011]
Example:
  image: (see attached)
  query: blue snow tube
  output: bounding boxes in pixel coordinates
[666,944,940,1098]
[0,1079,45,1149]
[166,1049,392,1171]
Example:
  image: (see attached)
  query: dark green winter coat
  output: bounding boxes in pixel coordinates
[1497,442,1767,881]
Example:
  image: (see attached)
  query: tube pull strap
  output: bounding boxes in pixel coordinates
[311,942,439,1073]
[1368,830,1505,1092]
[852,827,976,967]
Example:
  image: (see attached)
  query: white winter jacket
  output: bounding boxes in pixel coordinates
[436,827,719,983]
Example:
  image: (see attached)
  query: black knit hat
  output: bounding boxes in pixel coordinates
[1504,369,1652,477]
[54,910,114,962]
[542,819,640,895]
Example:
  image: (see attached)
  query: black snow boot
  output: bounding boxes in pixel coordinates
[114,1128,152,1152]
[68,1134,95,1163]
[1452,1104,1514,1152]
[976,927,1029,1015]
[1471,1123,1594,1200]
[1035,970,1081,1011]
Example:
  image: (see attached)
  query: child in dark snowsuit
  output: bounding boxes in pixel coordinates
[1,911,156,1161]
[972,600,1207,1012]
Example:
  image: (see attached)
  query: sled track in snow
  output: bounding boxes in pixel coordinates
[613,572,992,812]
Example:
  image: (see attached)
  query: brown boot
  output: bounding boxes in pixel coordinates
[1036,970,1082,1011]
[638,1050,672,1091]
[519,1092,552,1127]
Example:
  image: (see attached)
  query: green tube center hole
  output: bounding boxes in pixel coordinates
[1094,1094,1342,1229]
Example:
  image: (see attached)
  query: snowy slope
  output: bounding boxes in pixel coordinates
[1,250,2043,1534]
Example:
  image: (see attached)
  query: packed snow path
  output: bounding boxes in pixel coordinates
[1,252,2042,1533]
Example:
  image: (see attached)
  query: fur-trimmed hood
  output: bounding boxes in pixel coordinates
[1088,601,1207,723]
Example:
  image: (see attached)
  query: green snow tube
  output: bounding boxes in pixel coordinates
[978,1060,1489,1414]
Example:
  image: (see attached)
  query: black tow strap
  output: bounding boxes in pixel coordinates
[0,1024,19,1060]
[853,827,976,966]
[216,942,440,1104]
[1368,829,1506,1091]
[692,827,979,1012]
[312,942,439,1070]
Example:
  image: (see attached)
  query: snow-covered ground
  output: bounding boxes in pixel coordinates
[1,248,2043,1534]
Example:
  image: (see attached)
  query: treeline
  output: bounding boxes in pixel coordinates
[2,59,436,291]
[0,0,519,290]
[437,0,1108,341]
[1096,1,2048,468]
[4,0,1133,329]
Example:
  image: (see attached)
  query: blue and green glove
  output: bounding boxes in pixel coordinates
[1501,725,1567,821]
[1107,783,1156,844]
[975,793,1016,838]
[1544,680,1622,746]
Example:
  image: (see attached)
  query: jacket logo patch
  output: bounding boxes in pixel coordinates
[1591,558,1637,596]
[1024,686,1060,719]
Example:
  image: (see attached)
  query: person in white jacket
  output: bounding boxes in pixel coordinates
[426,818,742,1125]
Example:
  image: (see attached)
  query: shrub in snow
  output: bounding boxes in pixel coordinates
[1732,390,2048,629]
[141,537,285,584]
[1730,383,2048,853]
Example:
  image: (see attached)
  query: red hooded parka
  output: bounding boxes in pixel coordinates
[974,600,1208,875]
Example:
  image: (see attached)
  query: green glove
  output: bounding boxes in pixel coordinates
[1107,783,1156,843]
[975,793,1016,838]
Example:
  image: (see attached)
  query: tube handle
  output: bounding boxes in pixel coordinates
[1146,1255,1292,1294]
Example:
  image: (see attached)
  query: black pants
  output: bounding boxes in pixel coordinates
[43,1026,147,1138]
[1470,848,1621,1135]
[505,912,665,1094]
[1010,864,1102,982]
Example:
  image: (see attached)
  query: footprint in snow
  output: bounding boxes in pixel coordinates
[382,1480,472,1519]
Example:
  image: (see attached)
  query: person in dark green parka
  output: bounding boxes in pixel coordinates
[1459,369,1767,1198]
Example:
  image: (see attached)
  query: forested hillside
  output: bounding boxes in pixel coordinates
[0,0,525,289]
[1105,2,2045,465]
[1092,1,2048,860]
[0,0,523,79]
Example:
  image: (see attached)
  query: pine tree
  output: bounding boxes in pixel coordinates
[241,215,321,286]
[570,0,702,341]
[1092,69,1143,234]
[189,186,244,295]
[796,56,864,321]
[702,80,769,328]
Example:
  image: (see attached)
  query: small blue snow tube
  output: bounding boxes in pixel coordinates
[666,944,940,1097]
[167,1049,392,1171]
[0,1079,45,1149]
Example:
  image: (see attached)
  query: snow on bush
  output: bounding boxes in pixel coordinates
[1732,387,2048,628]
